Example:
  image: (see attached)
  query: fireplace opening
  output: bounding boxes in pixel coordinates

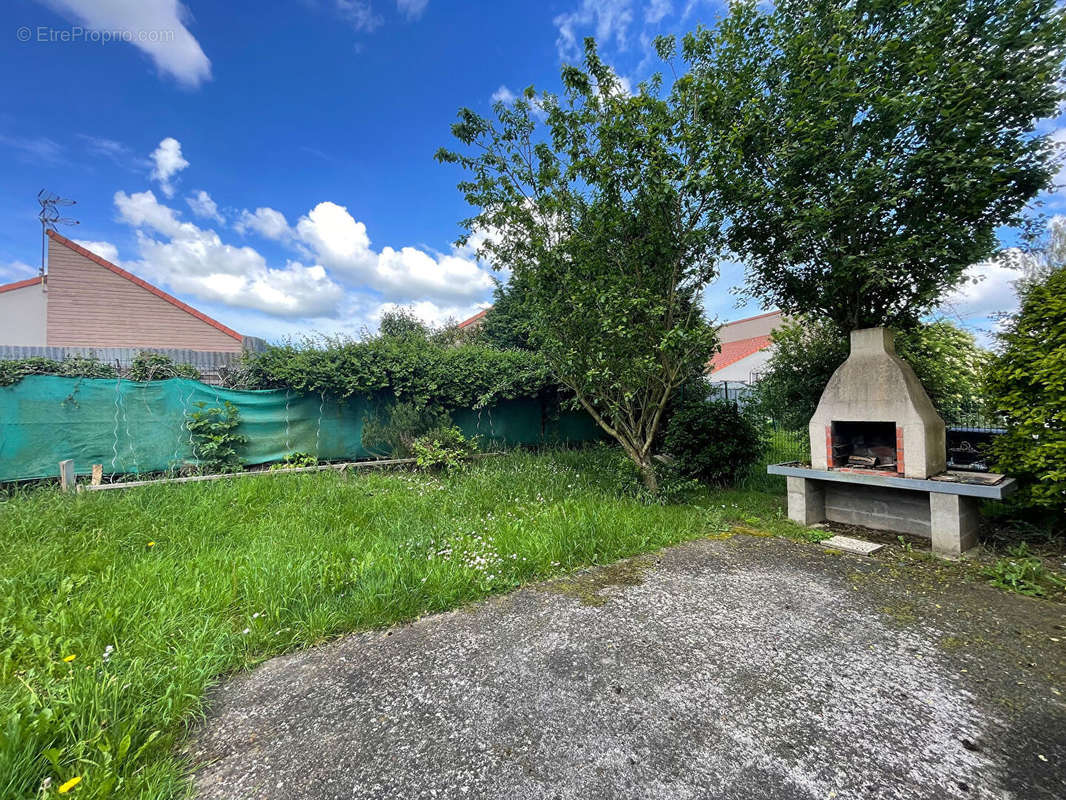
[830,421,898,472]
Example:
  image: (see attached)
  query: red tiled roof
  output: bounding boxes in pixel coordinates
[0,275,43,294]
[457,307,489,328]
[708,334,773,373]
[47,230,243,342]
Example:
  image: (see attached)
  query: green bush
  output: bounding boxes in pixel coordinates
[269,452,319,470]
[411,426,477,471]
[988,265,1066,516]
[232,327,554,410]
[362,401,453,458]
[608,450,703,504]
[186,401,247,473]
[0,355,117,386]
[663,395,763,486]
[126,352,201,382]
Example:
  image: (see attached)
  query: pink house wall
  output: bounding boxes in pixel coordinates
[45,233,244,352]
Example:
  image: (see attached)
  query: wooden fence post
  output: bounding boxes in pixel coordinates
[91,464,103,486]
[59,460,75,493]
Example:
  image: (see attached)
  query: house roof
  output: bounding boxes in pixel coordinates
[46,230,243,342]
[457,308,489,329]
[0,275,44,294]
[708,334,773,373]
[454,305,776,372]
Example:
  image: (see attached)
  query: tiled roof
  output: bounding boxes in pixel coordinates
[708,334,773,372]
[0,275,43,294]
[457,308,489,328]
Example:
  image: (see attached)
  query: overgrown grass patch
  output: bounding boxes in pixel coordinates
[0,447,794,799]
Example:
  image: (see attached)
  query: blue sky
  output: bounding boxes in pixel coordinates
[0,0,1053,344]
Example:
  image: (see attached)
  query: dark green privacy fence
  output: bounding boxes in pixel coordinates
[0,376,602,482]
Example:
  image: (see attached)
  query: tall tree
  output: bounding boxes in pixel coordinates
[687,0,1066,330]
[437,40,722,490]
[988,264,1066,518]
[474,278,536,351]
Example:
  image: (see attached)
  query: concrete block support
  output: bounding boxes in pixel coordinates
[786,476,826,526]
[929,493,979,557]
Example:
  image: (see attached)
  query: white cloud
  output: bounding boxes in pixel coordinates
[105,185,496,328]
[0,260,39,283]
[554,0,635,60]
[645,0,671,24]
[235,207,294,240]
[374,300,490,329]
[937,257,1021,347]
[115,188,187,237]
[680,0,712,20]
[295,202,376,273]
[41,0,211,87]
[77,134,150,170]
[149,137,189,198]
[293,201,495,302]
[396,0,428,21]
[492,85,517,104]
[334,0,383,32]
[0,134,64,164]
[113,190,344,317]
[375,246,494,301]
[73,239,120,264]
[608,72,634,97]
[186,189,223,223]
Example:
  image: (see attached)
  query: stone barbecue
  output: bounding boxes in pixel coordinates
[768,327,1015,556]
[809,327,945,479]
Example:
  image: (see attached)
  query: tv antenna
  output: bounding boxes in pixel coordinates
[38,189,79,277]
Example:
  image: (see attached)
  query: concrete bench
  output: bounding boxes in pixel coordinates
[767,464,1017,557]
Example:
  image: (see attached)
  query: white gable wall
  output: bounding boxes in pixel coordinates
[0,282,47,346]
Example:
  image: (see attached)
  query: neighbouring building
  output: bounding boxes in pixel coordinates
[456,307,489,332]
[454,306,785,385]
[706,310,785,383]
[0,231,263,382]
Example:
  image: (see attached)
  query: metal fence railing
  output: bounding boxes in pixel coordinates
[707,380,758,407]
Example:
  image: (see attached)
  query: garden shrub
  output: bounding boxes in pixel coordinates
[126,351,202,382]
[663,394,762,486]
[269,452,319,470]
[186,401,247,473]
[988,265,1066,517]
[0,352,202,385]
[0,355,117,386]
[362,400,453,458]
[609,451,703,504]
[231,330,554,410]
[411,426,478,471]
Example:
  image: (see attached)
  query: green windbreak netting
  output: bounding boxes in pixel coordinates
[0,376,602,482]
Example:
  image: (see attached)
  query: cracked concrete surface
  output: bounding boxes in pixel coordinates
[186,535,1066,799]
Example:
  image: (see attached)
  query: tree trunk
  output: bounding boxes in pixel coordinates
[638,459,659,494]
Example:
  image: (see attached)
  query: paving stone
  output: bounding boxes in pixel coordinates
[819,534,885,555]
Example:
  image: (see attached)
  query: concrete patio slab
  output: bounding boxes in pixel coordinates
[819,534,884,555]
[186,535,1066,800]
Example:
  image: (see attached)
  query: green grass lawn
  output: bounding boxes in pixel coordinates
[0,447,797,799]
